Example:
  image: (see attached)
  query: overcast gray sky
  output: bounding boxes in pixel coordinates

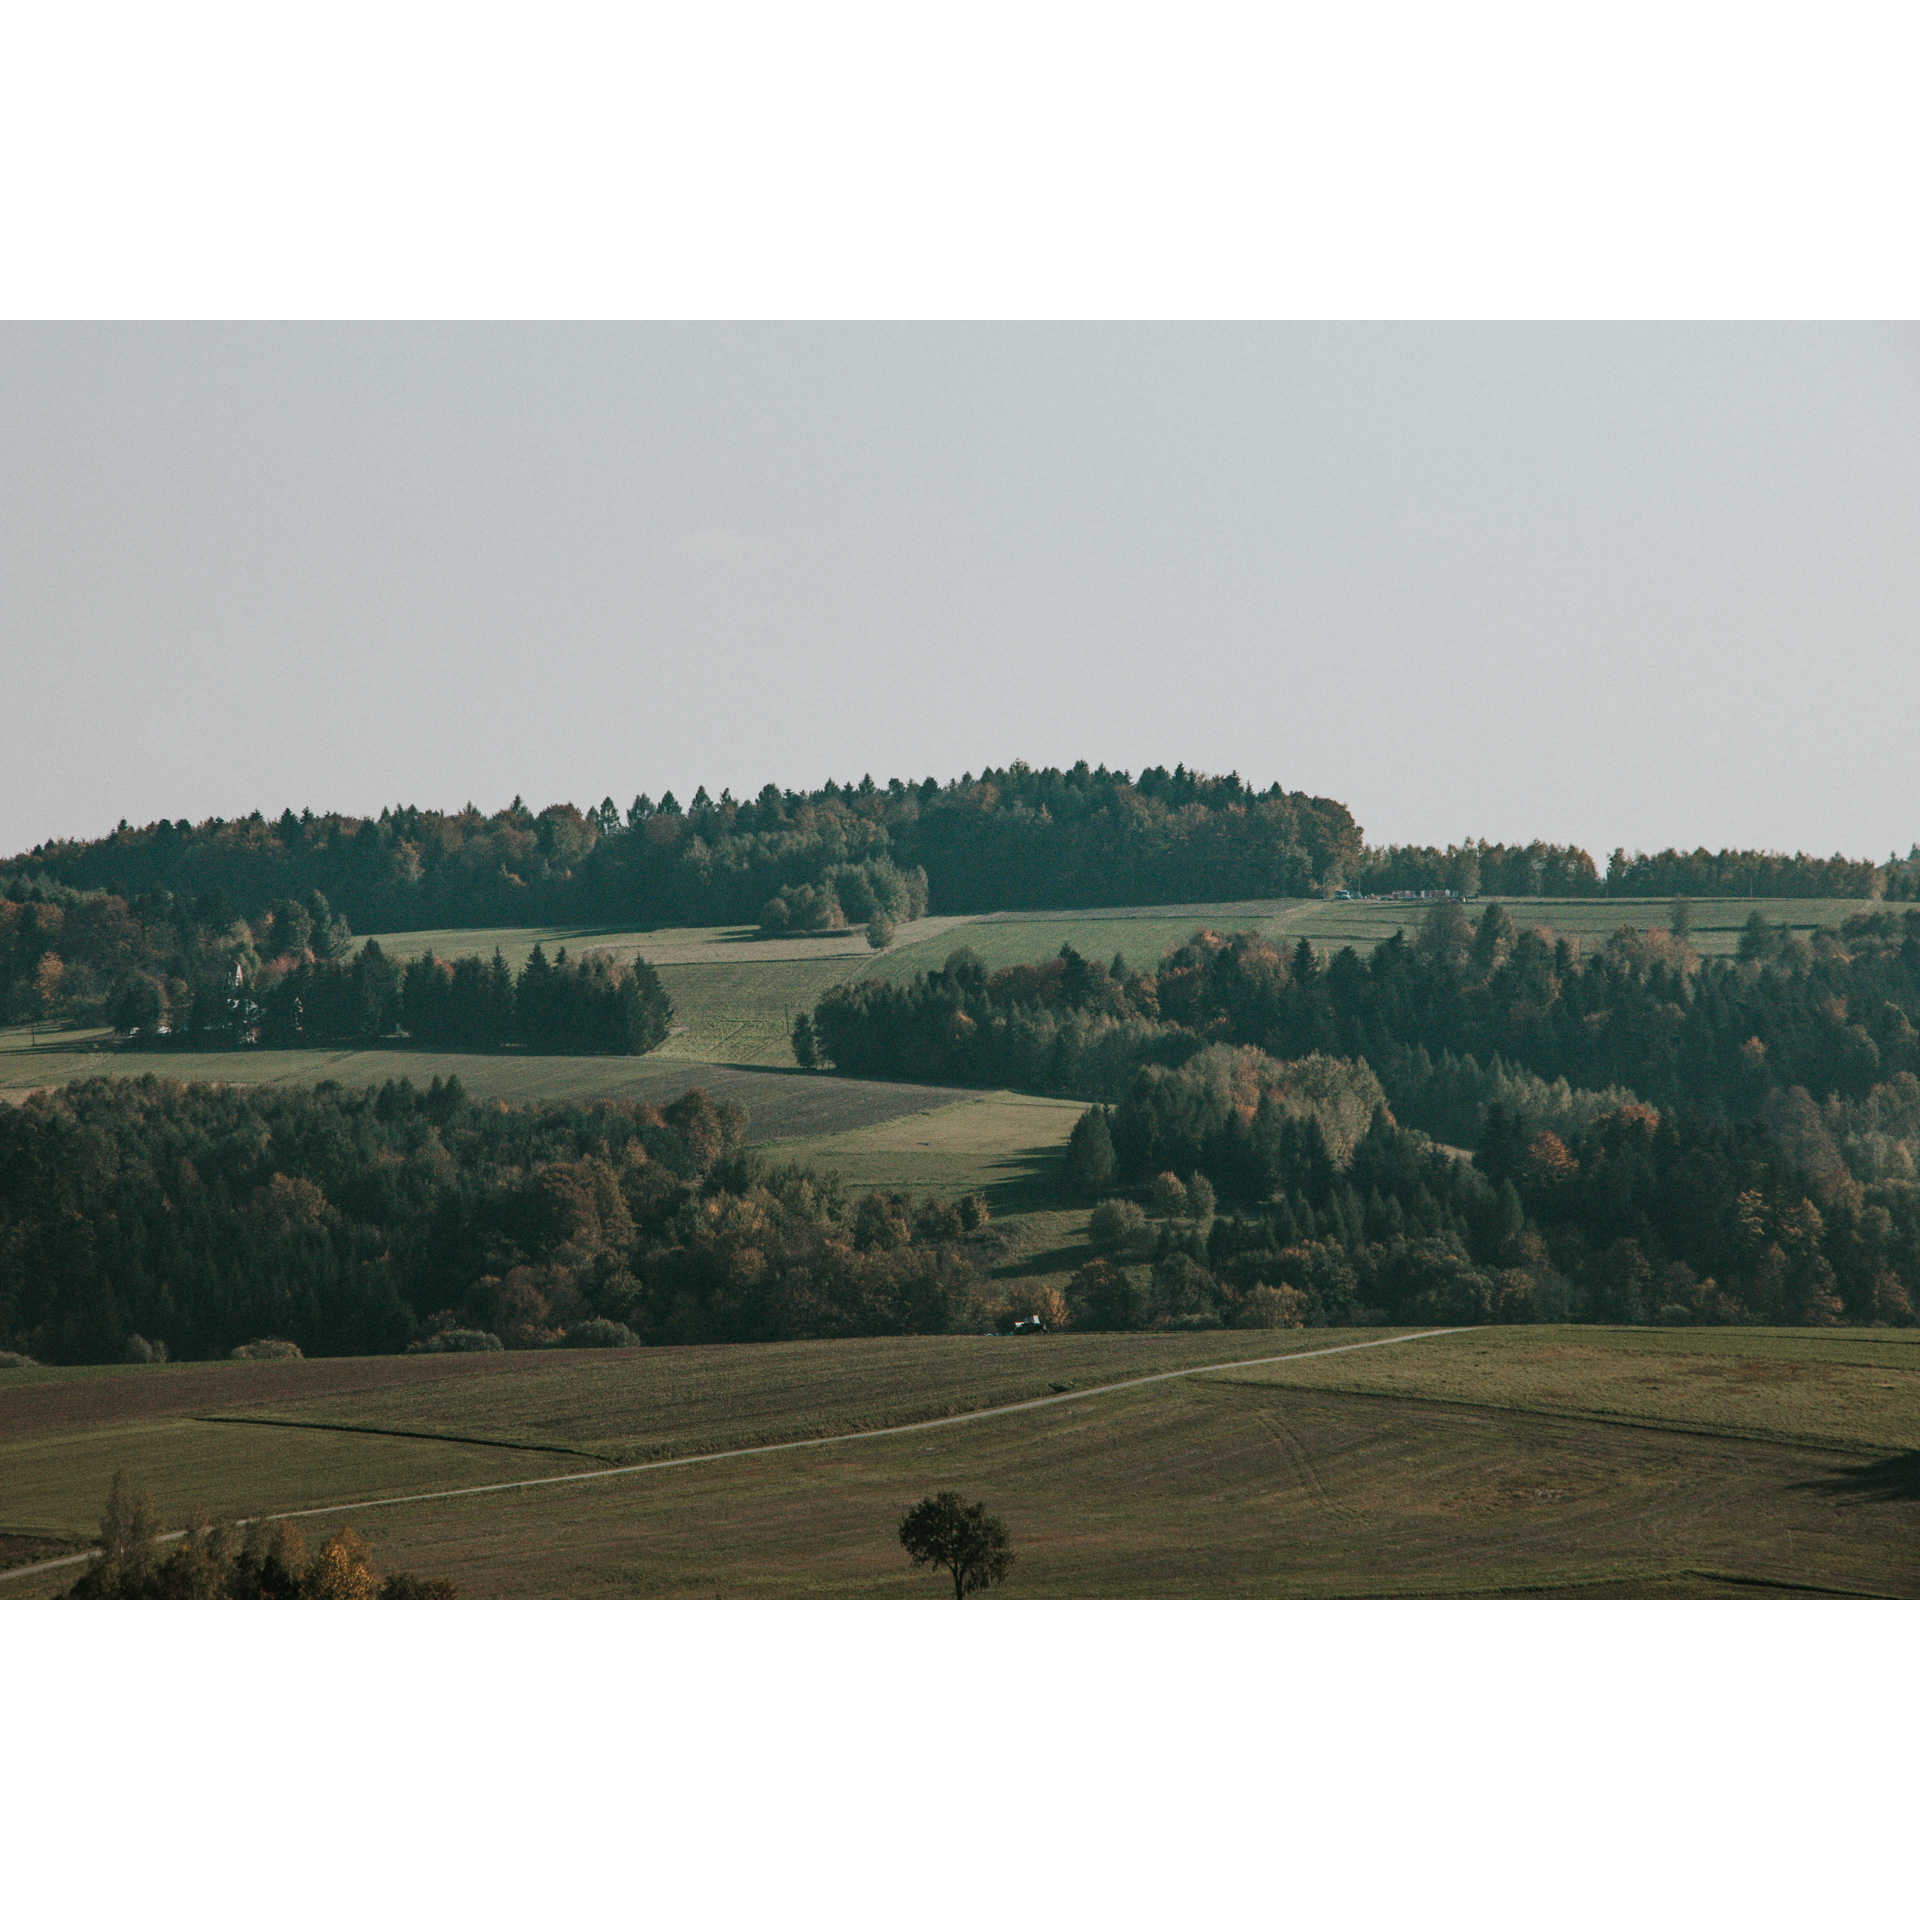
[3,323,1915,863]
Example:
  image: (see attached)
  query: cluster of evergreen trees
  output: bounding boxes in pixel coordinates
[1153,907,1920,1119]
[186,940,671,1055]
[809,944,1184,1099]
[0,1077,996,1365]
[1605,845,1903,899]
[1352,839,1906,900]
[817,910,1920,1124]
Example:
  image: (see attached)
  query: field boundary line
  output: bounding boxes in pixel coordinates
[0,1327,1464,1588]
[1202,1374,1904,1457]
[194,1415,620,1464]
[1380,1566,1895,1601]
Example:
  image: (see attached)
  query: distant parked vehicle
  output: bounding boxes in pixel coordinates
[1010,1314,1049,1335]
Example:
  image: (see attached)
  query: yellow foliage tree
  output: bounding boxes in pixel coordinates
[302,1527,380,1599]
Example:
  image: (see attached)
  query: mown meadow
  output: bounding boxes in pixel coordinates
[4,1323,1912,1598]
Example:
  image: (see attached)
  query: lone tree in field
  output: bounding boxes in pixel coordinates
[899,1491,1014,1600]
[791,1010,820,1068]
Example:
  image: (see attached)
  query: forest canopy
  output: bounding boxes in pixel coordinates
[0,1076,996,1365]
[805,911,1920,1335]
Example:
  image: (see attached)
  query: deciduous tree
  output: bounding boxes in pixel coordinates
[898,1490,1014,1599]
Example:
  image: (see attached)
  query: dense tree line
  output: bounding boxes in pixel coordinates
[810,944,1186,1099]
[1146,908,1920,1122]
[0,874,670,1056]
[1,876,355,1032]
[3,762,1363,934]
[1605,845,1912,900]
[0,1077,996,1365]
[1354,839,1910,900]
[818,910,1920,1128]
[252,941,670,1054]
[1354,839,1603,898]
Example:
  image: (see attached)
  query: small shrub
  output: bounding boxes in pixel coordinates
[1064,1258,1147,1332]
[229,1338,303,1361]
[412,1327,503,1353]
[866,915,896,950]
[913,1197,965,1243]
[1149,1171,1188,1216]
[380,1571,459,1599]
[958,1192,991,1232]
[562,1317,641,1348]
[1150,1251,1215,1321]
[123,1335,168,1365]
[1239,1283,1309,1330]
[1088,1198,1150,1259]
[0,1350,41,1369]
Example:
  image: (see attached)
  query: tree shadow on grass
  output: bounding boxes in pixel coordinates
[1791,1451,1920,1503]
[995,1240,1090,1281]
[979,1147,1073,1218]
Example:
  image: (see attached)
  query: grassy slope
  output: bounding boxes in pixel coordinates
[5,1325,1913,1598]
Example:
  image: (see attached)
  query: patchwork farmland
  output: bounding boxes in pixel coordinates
[3,889,1914,1599]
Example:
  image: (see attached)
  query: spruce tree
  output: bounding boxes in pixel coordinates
[1063,1106,1116,1196]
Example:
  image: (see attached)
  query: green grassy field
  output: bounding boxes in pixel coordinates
[4,1324,1912,1598]
[0,1026,992,1144]
[4,894,1871,1102]
[1298,894,1871,960]
[775,1090,1083,1204]
[862,907,1289,981]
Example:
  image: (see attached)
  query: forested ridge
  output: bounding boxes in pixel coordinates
[0,1077,995,1365]
[6,760,1913,1033]
[6,759,1912,1036]
[4,763,1361,938]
